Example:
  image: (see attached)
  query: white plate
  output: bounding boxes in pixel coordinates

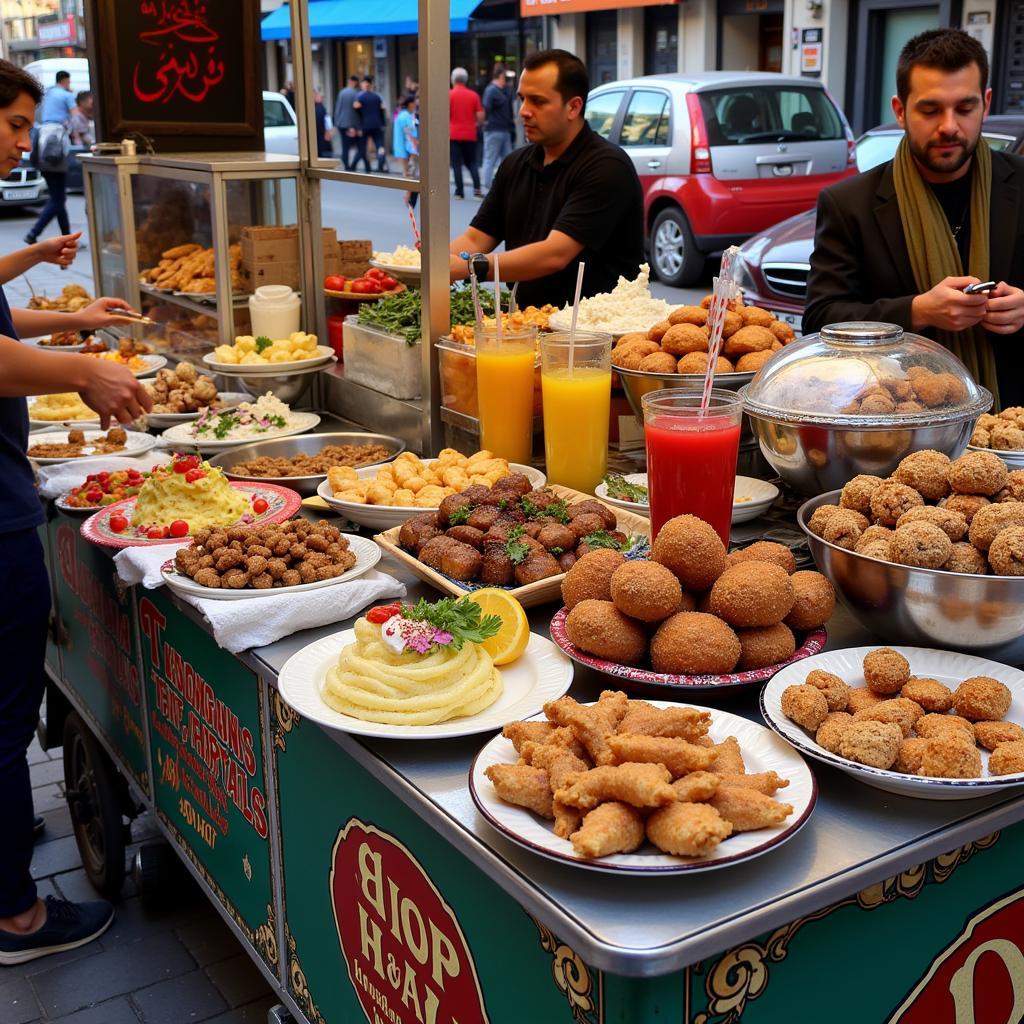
[316,462,547,531]
[160,534,381,600]
[159,412,321,453]
[27,429,156,465]
[201,346,335,375]
[732,476,780,523]
[28,337,90,353]
[369,258,421,278]
[278,631,573,739]
[594,473,649,515]
[84,353,166,378]
[144,392,249,429]
[762,646,1024,800]
[28,397,101,430]
[470,701,816,875]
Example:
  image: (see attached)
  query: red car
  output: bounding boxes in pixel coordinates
[586,72,857,286]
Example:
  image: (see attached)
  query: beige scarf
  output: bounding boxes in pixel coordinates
[892,135,998,407]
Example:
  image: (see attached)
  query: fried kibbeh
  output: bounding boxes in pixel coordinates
[727,540,797,574]
[609,560,682,622]
[564,600,647,665]
[948,450,1008,496]
[668,304,708,327]
[709,561,795,627]
[915,713,975,742]
[736,350,774,373]
[815,711,853,754]
[969,502,1024,552]
[893,450,952,501]
[870,481,925,526]
[661,323,709,356]
[780,684,829,731]
[569,802,645,858]
[484,764,554,818]
[952,676,1012,721]
[901,677,953,713]
[670,771,720,802]
[854,526,894,560]
[650,612,741,675]
[974,720,1024,750]
[943,541,990,574]
[919,736,982,779]
[988,740,1024,775]
[561,548,626,610]
[646,802,732,857]
[840,474,885,515]
[988,526,1024,575]
[556,762,677,811]
[678,351,734,375]
[737,623,796,671]
[821,509,869,549]
[607,734,716,777]
[942,493,990,524]
[863,647,910,694]
[996,470,1024,503]
[889,521,953,568]
[837,720,903,769]
[808,504,844,536]
[708,787,793,832]
[896,505,967,541]
[847,687,885,713]
[852,698,922,737]
[652,514,727,591]
[804,669,850,711]
[784,571,836,630]
[639,351,680,374]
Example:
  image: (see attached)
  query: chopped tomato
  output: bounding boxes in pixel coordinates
[366,603,402,624]
[184,468,206,483]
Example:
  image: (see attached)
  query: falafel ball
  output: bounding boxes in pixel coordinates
[727,540,797,574]
[988,740,1024,775]
[649,612,741,675]
[807,504,844,537]
[893,450,952,501]
[995,470,1024,503]
[901,677,954,713]
[780,684,829,731]
[987,525,1024,576]
[677,352,734,375]
[821,509,869,549]
[639,351,680,374]
[564,600,648,666]
[661,323,709,356]
[854,524,894,559]
[735,350,774,373]
[941,493,990,525]
[651,514,727,591]
[951,675,1012,721]
[839,474,885,516]
[889,521,953,569]
[804,669,850,711]
[736,623,796,670]
[948,450,1009,496]
[895,505,967,542]
[863,647,911,695]
[968,502,1024,551]
[609,560,682,623]
[561,549,626,610]
[784,570,836,630]
[870,480,925,526]
[708,561,795,627]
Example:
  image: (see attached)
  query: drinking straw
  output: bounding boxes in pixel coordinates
[406,199,421,250]
[700,245,741,417]
[568,261,586,374]
[493,253,502,344]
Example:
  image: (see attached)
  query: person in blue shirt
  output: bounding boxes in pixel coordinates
[25,70,78,246]
[352,76,388,174]
[0,61,153,968]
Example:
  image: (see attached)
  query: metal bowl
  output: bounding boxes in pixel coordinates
[615,365,755,426]
[967,445,1024,471]
[799,490,1024,664]
[208,432,404,496]
[214,359,335,405]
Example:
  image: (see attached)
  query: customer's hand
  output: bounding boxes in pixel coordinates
[981,282,1024,335]
[79,360,153,428]
[33,232,81,268]
[74,297,139,330]
[911,276,989,332]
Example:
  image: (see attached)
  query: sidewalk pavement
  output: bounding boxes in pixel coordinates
[1,200,278,1023]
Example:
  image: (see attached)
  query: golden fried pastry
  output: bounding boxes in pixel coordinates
[840,474,885,515]
[988,526,1024,575]
[607,734,716,777]
[556,762,677,811]
[893,450,952,501]
[821,509,869,549]
[919,736,982,778]
[501,720,555,752]
[650,612,741,675]
[727,540,796,574]
[807,504,844,536]
[716,771,790,796]
[895,505,967,542]
[838,720,903,769]
[870,481,925,526]
[852,697,922,737]
[723,324,774,356]
[804,669,850,711]
[661,323,708,356]
[889,521,953,568]
[974,720,1024,750]
[564,600,647,666]
[609,560,682,622]
[901,677,953,713]
[569,802,645,858]
[561,548,626,610]
[784,571,836,631]
[708,787,793,832]
[816,711,853,754]
[846,687,886,713]
[484,764,554,818]
[952,676,1012,721]
[651,514,726,591]
[915,713,975,741]
[968,503,1024,551]
[617,702,710,742]
[670,771,720,802]
[995,470,1024,502]
[863,647,910,694]
[735,350,774,373]
[708,736,746,775]
[544,692,627,767]
[736,623,796,670]
[677,351,734,375]
[639,351,680,374]
[895,737,930,774]
[781,684,829,731]
[943,541,990,574]
[988,740,1024,775]
[647,320,671,342]
[949,450,1008,496]
[942,493,990,525]
[708,561,795,627]
[646,801,732,857]
[668,305,708,327]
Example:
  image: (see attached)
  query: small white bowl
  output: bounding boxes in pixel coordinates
[593,473,779,524]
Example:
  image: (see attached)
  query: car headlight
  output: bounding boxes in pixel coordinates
[733,254,759,298]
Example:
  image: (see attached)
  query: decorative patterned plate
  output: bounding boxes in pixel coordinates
[79,481,301,548]
[549,606,827,695]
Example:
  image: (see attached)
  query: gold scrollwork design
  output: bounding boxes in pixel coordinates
[690,832,1001,1024]
[272,691,299,752]
[532,917,599,1024]
[286,925,325,1024]
[253,902,279,971]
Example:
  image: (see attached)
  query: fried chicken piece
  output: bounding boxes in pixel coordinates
[901,677,953,713]
[815,711,854,754]
[670,771,720,802]
[485,764,554,818]
[715,771,790,796]
[544,692,627,766]
[708,787,793,832]
[616,701,711,741]
[915,713,975,742]
[502,720,555,752]
[863,647,910,694]
[952,675,1012,721]
[973,720,1024,751]
[781,684,829,731]
[520,740,594,839]
[805,669,850,711]
[543,726,591,762]
[894,737,930,774]
[919,736,982,779]
[555,762,677,811]
[988,740,1024,775]
[853,697,923,737]
[607,734,716,778]
[837,720,903,769]
[893,450,952,501]
[569,802,645,858]
[646,802,732,857]
[708,736,746,775]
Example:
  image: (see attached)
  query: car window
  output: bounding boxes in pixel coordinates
[585,90,625,139]
[855,133,901,171]
[698,86,843,146]
[983,133,1015,153]
[264,98,293,129]
[620,91,670,146]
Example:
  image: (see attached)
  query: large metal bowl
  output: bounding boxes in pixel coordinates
[213,359,335,405]
[208,432,404,496]
[799,490,1024,664]
[616,365,755,426]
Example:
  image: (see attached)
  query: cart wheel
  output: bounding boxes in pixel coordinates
[63,712,126,900]
[132,841,193,906]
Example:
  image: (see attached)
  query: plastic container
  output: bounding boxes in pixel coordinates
[326,314,345,360]
[248,285,301,339]
[343,315,422,399]
[437,336,542,419]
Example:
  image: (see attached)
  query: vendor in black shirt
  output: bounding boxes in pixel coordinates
[449,49,644,309]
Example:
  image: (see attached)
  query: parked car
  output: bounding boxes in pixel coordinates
[0,157,47,208]
[263,91,299,154]
[586,72,857,286]
[734,115,1024,332]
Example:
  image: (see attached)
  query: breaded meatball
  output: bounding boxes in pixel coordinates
[808,504,843,536]
[968,502,1024,551]
[910,370,950,408]
[651,514,727,591]
[870,480,925,526]
[943,541,989,575]
[561,549,626,610]
[988,740,1024,775]
[723,324,774,356]
[952,675,1012,721]
[721,309,743,337]
[668,305,709,327]
[863,648,910,694]
[889,521,953,569]
[893,450,952,501]
[784,571,836,631]
[895,737,930,774]
[896,505,967,542]
[974,720,1024,750]
[919,736,982,779]
[822,509,869,550]
[613,347,651,371]
[854,524,893,553]
[840,474,885,515]
[942,493,990,525]
[735,350,774,373]
[804,669,850,711]
[649,612,740,675]
[609,560,682,623]
[987,525,1024,575]
[639,351,680,374]
[901,677,953,713]
[661,323,708,356]
[467,505,500,532]
[708,561,795,627]
[564,600,648,665]
[838,720,903,769]
[677,352,734,375]
[816,711,853,753]
[860,392,896,415]
[781,683,829,731]
[612,338,660,366]
[536,523,576,552]
[995,470,1024,503]
[847,687,885,713]
[769,319,795,343]
[727,540,797,574]
[647,320,671,342]
[916,713,975,741]
[948,450,1008,496]
[852,697,922,737]
[739,305,775,327]
[736,623,796,670]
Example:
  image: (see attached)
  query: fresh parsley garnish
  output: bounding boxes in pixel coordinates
[519,496,540,519]
[582,529,623,550]
[403,597,501,651]
[255,335,273,354]
[505,524,531,565]
[604,473,648,503]
[544,499,571,524]
[448,504,472,526]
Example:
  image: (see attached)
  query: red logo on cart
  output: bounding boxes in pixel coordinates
[330,818,489,1024]
[888,888,1024,1023]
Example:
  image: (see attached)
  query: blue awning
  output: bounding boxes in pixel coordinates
[261,0,482,40]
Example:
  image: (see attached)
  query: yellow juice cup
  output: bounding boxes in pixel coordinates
[541,331,613,493]
[475,324,538,465]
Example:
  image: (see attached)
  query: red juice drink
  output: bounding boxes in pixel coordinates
[642,389,743,545]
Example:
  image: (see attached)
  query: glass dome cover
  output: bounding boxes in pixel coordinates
[742,321,992,427]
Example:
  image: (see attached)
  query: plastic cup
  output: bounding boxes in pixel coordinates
[475,324,537,465]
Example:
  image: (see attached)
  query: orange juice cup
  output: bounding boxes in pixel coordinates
[475,324,538,465]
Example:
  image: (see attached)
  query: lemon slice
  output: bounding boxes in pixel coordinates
[466,588,530,666]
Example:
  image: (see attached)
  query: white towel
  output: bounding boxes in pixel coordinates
[114,543,189,588]
[37,451,173,500]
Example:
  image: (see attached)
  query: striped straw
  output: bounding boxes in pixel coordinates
[700,245,742,416]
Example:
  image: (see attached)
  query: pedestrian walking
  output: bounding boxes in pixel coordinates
[25,70,77,245]
[69,90,94,147]
[333,74,361,171]
[393,94,419,185]
[482,63,515,190]
[449,67,483,199]
[353,76,388,173]
[314,89,333,158]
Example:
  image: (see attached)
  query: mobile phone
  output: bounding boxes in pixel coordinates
[964,281,996,294]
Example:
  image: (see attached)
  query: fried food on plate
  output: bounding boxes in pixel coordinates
[781,684,829,731]
[900,677,953,713]
[919,736,982,778]
[502,720,555,752]
[609,560,682,622]
[987,526,1024,576]
[716,771,790,796]
[650,612,741,675]
[943,542,990,575]
[564,600,647,666]
[821,509,868,549]
[974,720,1024,750]
[784,571,836,631]
[894,737,930,774]
[840,474,885,516]
[607,734,716,777]
[942,493,990,524]
[948,450,1008,496]
[555,762,677,811]
[484,764,554,818]
[852,697,922,737]
[915,713,975,741]
[815,711,853,754]
[893,450,952,501]
[837,720,903,769]
[708,787,794,832]
[708,561,795,628]
[988,740,1024,775]
[645,802,732,857]
[651,514,726,591]
[870,481,925,526]
[804,669,850,711]
[889,521,953,568]
[569,801,645,858]
[736,623,796,671]
[863,647,911,694]
[727,540,797,575]
[846,687,885,713]
[952,675,1012,721]
[670,771,720,802]
[968,503,1024,552]
[708,736,746,775]
[544,692,627,767]
[895,505,967,542]
[616,701,710,741]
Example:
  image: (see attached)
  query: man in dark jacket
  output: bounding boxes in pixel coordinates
[803,28,1024,408]
[481,63,514,190]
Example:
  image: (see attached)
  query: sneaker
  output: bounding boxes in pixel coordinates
[23,233,37,245]
[474,189,483,198]
[0,896,114,966]
[32,815,44,842]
